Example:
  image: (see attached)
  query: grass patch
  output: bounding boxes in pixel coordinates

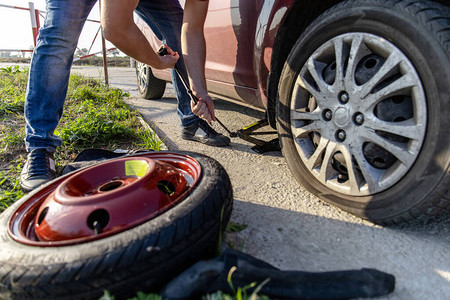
[0,67,163,213]
[136,126,165,150]
[59,74,140,149]
[0,66,27,115]
[0,66,29,209]
[0,164,26,210]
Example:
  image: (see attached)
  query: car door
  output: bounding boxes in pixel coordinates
[139,0,264,107]
[200,0,263,106]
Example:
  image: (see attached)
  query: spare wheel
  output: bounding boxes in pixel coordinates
[0,151,233,300]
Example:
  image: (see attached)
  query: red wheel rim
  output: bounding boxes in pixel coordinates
[8,152,201,246]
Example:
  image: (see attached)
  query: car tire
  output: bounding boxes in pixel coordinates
[0,152,233,300]
[276,0,450,224]
[135,61,166,99]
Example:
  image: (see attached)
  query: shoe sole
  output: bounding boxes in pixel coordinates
[181,133,230,147]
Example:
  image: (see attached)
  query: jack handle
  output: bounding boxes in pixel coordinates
[157,45,233,136]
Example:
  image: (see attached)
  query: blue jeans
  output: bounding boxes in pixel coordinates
[25,0,197,152]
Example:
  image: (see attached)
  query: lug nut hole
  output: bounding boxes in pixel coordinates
[157,180,176,196]
[37,207,49,226]
[99,180,123,192]
[87,209,110,234]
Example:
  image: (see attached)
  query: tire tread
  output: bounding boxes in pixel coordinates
[136,64,166,100]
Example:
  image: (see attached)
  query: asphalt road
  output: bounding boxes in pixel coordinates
[72,66,450,300]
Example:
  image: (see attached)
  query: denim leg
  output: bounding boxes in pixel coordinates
[135,0,199,128]
[25,0,97,152]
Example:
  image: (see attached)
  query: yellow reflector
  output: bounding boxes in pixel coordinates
[125,160,149,177]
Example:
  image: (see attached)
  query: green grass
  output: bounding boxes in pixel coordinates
[0,66,29,209]
[0,67,163,212]
[0,164,26,210]
[59,74,142,149]
[136,126,165,150]
[0,66,27,115]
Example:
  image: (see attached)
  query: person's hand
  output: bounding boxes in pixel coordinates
[191,94,216,123]
[157,46,179,69]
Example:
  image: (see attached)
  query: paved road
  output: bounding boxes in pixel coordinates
[72,66,450,300]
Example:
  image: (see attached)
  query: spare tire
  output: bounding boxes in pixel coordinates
[0,151,233,300]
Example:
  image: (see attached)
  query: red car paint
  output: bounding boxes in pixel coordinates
[137,0,294,109]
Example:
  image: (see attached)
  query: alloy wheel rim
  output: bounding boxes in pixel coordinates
[291,32,427,196]
[136,61,148,92]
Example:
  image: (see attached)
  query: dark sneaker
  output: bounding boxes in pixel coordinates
[182,120,230,147]
[20,149,57,193]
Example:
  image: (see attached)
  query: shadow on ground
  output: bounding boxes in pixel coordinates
[226,200,450,299]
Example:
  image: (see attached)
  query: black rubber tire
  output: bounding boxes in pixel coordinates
[135,62,166,99]
[0,151,233,300]
[276,0,450,224]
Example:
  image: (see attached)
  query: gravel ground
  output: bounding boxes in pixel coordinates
[72,66,450,300]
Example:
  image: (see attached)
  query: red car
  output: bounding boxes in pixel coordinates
[135,0,450,224]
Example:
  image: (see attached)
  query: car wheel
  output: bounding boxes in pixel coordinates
[135,61,166,99]
[277,0,450,223]
[0,151,233,300]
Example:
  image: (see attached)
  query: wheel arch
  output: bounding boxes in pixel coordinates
[266,0,342,128]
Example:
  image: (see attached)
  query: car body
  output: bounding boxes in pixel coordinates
[137,0,305,114]
[135,0,450,224]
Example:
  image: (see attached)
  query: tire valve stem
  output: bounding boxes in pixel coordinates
[92,221,103,235]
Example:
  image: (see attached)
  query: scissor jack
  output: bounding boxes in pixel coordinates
[230,118,280,154]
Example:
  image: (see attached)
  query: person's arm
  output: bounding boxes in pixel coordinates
[100,0,178,69]
[182,0,216,122]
